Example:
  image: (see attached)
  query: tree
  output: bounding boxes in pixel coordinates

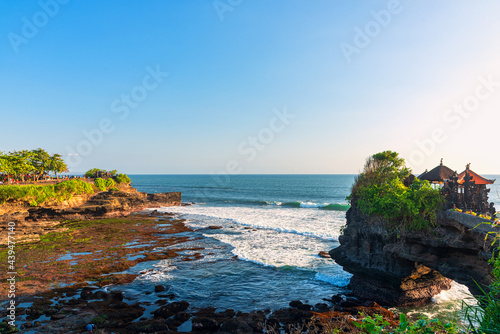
[0,148,69,182]
[8,151,33,182]
[48,154,68,178]
[350,151,444,231]
[30,148,51,181]
[85,168,107,178]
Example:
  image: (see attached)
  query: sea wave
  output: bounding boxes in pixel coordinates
[314,272,351,287]
[270,201,350,211]
[206,198,350,211]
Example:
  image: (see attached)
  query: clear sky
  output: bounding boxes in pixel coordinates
[1,1,500,174]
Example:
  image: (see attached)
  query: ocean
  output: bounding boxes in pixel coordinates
[121,174,499,317]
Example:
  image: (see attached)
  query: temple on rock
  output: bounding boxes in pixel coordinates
[419,159,455,184]
[419,159,496,219]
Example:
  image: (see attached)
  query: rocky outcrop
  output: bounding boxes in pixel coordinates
[0,186,182,244]
[330,204,497,306]
[26,189,181,221]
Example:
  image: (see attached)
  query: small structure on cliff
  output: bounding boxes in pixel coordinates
[442,164,496,217]
[418,159,455,184]
[419,160,496,218]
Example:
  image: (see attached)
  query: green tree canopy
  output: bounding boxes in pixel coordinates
[0,149,69,181]
[350,151,444,231]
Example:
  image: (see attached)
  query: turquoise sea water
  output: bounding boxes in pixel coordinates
[118,174,499,314]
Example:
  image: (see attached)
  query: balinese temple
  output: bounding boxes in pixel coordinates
[417,160,498,218]
[457,164,495,186]
[418,159,455,184]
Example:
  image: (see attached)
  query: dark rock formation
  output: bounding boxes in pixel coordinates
[153,301,190,318]
[27,189,181,221]
[330,204,497,306]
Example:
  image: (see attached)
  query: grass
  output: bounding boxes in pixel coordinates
[0,179,94,206]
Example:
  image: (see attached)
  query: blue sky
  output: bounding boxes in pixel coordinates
[1,1,500,174]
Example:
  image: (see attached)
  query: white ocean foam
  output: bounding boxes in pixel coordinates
[152,204,350,287]
[135,259,177,282]
[432,281,474,304]
[207,228,335,268]
[159,205,345,240]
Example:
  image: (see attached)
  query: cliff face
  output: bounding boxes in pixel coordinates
[330,204,496,306]
[0,186,182,244]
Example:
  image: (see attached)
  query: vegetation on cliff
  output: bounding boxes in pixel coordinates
[0,179,94,206]
[85,168,131,186]
[349,151,444,231]
[0,174,131,206]
[84,168,117,178]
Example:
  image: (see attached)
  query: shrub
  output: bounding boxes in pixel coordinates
[350,151,444,231]
[105,178,116,189]
[464,246,500,333]
[85,168,106,178]
[94,178,107,191]
[115,173,131,184]
[354,313,459,333]
[0,179,94,206]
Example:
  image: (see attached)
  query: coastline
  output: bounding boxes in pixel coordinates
[1,174,479,333]
[0,209,397,333]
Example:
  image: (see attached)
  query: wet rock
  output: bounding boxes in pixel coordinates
[208,226,223,229]
[245,311,267,331]
[166,312,191,330]
[128,319,168,333]
[331,294,344,304]
[270,308,312,326]
[314,303,330,312]
[80,287,97,300]
[194,307,216,318]
[175,311,191,323]
[154,285,166,292]
[220,318,253,333]
[107,290,124,302]
[21,321,33,329]
[297,303,312,311]
[153,301,190,318]
[94,290,108,300]
[318,251,331,258]
[218,309,236,319]
[192,317,219,331]
[51,313,66,320]
[289,300,303,308]
[340,297,361,308]
[59,306,78,315]
[44,307,58,316]
[219,318,242,333]
[26,306,45,320]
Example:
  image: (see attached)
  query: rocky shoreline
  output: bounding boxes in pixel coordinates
[0,185,406,333]
[0,208,400,333]
[0,185,182,245]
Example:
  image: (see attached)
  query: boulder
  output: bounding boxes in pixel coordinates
[153,301,190,318]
